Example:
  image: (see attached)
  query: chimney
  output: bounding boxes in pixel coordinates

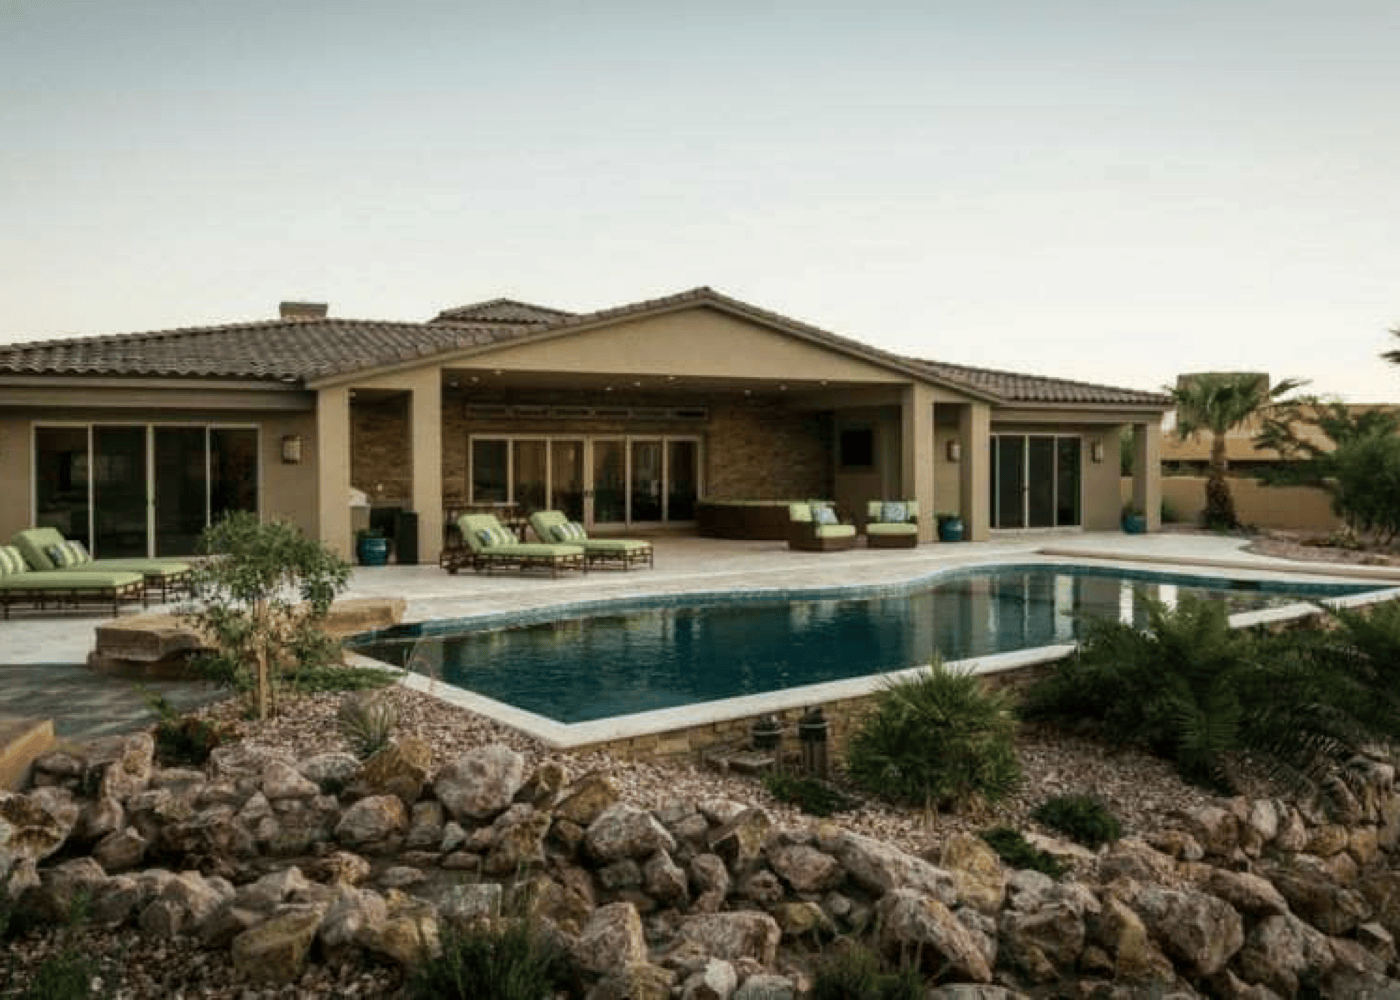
[279,301,328,320]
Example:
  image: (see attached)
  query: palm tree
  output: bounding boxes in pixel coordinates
[1167,373,1307,528]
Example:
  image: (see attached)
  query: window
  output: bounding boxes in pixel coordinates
[838,427,874,468]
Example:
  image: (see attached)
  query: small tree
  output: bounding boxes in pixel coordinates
[1167,373,1306,528]
[183,512,350,720]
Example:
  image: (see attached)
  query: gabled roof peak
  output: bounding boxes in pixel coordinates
[431,297,575,325]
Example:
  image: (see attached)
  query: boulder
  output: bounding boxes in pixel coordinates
[574,902,648,975]
[556,772,622,826]
[707,808,772,872]
[305,850,372,886]
[298,752,361,794]
[768,843,842,895]
[680,958,737,1000]
[93,826,148,872]
[817,826,956,904]
[1087,894,1175,984]
[643,849,690,907]
[585,803,677,862]
[433,744,526,822]
[1115,882,1243,978]
[586,962,675,1000]
[90,733,155,803]
[28,857,108,922]
[261,760,319,801]
[1235,912,1336,998]
[676,911,781,967]
[139,870,234,937]
[77,795,124,844]
[1359,871,1400,940]
[356,893,440,966]
[733,975,796,1000]
[0,790,76,874]
[334,794,408,850]
[319,883,388,953]
[1264,856,1371,936]
[1178,804,1239,858]
[230,907,322,983]
[999,902,1085,982]
[349,736,433,806]
[1186,865,1288,917]
[940,833,1007,913]
[405,800,445,850]
[515,760,567,809]
[769,901,833,939]
[484,803,552,875]
[873,888,993,983]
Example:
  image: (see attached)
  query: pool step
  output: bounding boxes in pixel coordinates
[0,715,56,791]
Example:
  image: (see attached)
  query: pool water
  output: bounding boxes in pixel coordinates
[349,565,1373,724]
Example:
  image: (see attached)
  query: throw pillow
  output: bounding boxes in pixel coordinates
[0,546,23,576]
[476,527,513,548]
[46,543,73,568]
[550,524,570,542]
[63,540,91,565]
[564,521,587,541]
[882,501,907,524]
[812,505,839,526]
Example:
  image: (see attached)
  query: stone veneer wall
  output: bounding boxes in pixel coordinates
[350,394,411,503]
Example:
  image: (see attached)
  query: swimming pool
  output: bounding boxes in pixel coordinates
[348,564,1378,725]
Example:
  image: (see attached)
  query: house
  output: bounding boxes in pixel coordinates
[0,287,1169,562]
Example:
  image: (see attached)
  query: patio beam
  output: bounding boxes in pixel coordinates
[959,402,991,541]
[1132,420,1162,531]
[316,386,353,559]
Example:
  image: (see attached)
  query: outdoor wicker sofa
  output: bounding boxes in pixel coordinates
[440,513,586,578]
[12,527,192,600]
[863,500,920,548]
[528,510,654,570]
[0,544,147,619]
[787,501,858,552]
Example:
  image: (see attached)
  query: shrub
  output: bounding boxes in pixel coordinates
[979,827,1066,878]
[287,665,399,694]
[1330,434,1400,544]
[1032,794,1122,848]
[845,660,1021,811]
[406,912,568,1000]
[182,512,351,720]
[141,690,230,766]
[336,692,399,760]
[811,941,924,1000]
[763,773,856,817]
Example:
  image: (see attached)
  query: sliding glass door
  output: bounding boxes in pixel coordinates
[34,424,260,558]
[469,434,701,529]
[990,434,1082,529]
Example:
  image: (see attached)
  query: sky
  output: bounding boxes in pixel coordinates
[2,1,1398,401]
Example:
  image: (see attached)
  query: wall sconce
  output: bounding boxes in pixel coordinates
[946,440,961,462]
[281,434,303,464]
[1091,440,1105,463]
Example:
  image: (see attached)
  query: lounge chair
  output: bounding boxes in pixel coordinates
[441,513,586,578]
[12,528,192,601]
[787,501,857,552]
[864,500,920,548]
[0,544,147,619]
[528,511,654,570]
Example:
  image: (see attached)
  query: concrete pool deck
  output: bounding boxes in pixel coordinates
[4,530,1400,744]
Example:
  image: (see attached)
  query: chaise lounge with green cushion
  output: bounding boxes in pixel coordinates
[528,510,654,570]
[12,528,192,601]
[864,500,920,548]
[787,500,857,552]
[441,513,586,578]
[0,544,147,619]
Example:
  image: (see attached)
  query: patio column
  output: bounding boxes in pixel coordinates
[407,369,444,564]
[959,402,991,541]
[316,386,353,559]
[901,384,936,543]
[1132,420,1162,531]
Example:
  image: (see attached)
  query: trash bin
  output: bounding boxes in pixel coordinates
[393,510,419,565]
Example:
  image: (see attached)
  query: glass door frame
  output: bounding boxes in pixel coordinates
[989,433,1083,531]
[32,421,263,558]
[467,432,704,530]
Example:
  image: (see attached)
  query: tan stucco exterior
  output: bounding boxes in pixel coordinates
[0,297,1168,560]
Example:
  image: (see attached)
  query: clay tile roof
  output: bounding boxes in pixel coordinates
[0,287,1169,409]
[0,317,517,381]
[431,298,576,325]
[909,358,1170,407]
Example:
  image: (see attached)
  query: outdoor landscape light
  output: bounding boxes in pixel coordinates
[946,440,961,462]
[1091,440,1105,463]
[281,434,302,464]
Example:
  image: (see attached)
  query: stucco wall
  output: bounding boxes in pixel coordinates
[1134,475,1345,531]
[0,409,319,545]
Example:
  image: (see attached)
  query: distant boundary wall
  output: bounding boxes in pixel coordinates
[1122,475,1344,532]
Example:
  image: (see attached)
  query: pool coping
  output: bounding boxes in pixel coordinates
[346,551,1400,752]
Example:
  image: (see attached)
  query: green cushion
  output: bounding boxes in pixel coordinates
[866,522,918,536]
[813,525,856,540]
[14,527,67,570]
[529,510,568,540]
[581,539,651,552]
[483,543,584,558]
[85,559,190,578]
[0,570,142,591]
[458,515,515,552]
[0,546,25,577]
[788,503,812,523]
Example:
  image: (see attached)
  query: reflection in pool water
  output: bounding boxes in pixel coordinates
[349,566,1371,724]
